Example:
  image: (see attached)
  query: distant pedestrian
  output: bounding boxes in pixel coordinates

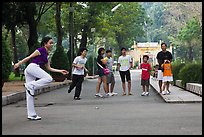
[67,47,88,100]
[95,48,109,98]
[161,59,173,95]
[117,47,133,96]
[105,50,118,96]
[140,55,151,96]
[156,42,172,93]
[14,36,68,120]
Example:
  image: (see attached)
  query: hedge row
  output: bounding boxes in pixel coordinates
[172,61,202,87]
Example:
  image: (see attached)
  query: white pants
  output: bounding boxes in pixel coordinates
[157,70,163,81]
[24,63,53,117]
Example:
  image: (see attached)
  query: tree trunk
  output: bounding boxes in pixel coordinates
[189,45,193,61]
[11,26,20,77]
[115,32,124,56]
[69,2,74,64]
[55,2,62,47]
[80,25,88,49]
[26,4,38,55]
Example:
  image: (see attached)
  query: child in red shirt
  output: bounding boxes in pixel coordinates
[140,55,151,96]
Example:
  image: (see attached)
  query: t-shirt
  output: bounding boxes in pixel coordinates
[72,56,87,75]
[140,63,151,80]
[156,51,172,70]
[97,55,106,70]
[118,55,132,71]
[31,47,48,67]
[106,57,113,72]
[163,63,172,76]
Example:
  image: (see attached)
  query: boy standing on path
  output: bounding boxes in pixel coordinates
[117,47,133,96]
[67,47,88,100]
[140,55,151,96]
[105,50,118,96]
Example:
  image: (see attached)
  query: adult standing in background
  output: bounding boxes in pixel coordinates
[156,42,173,93]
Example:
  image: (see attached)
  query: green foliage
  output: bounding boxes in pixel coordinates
[2,37,12,82]
[50,46,70,76]
[86,55,97,76]
[178,63,202,87]
[178,17,202,43]
[9,72,22,81]
[171,61,186,85]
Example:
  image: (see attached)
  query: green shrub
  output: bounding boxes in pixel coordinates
[179,63,202,87]
[86,54,97,76]
[171,62,186,85]
[2,37,12,83]
[50,46,69,77]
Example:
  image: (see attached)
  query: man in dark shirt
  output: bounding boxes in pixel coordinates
[156,42,173,93]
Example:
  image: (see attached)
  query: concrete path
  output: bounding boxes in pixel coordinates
[150,77,202,103]
[2,70,202,135]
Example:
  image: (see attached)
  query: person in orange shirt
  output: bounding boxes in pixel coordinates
[161,59,173,95]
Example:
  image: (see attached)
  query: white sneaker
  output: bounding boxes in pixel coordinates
[166,90,171,95]
[145,92,149,96]
[162,91,166,95]
[108,92,114,96]
[111,92,118,96]
[95,93,103,98]
[27,115,41,120]
[141,92,146,96]
[104,93,109,97]
[25,83,35,96]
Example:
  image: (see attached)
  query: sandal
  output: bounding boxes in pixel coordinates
[122,92,126,96]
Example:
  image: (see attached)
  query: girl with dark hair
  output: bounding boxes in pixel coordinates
[95,47,109,98]
[14,36,68,120]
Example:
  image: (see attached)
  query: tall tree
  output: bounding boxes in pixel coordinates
[2,2,27,76]
[55,2,62,47]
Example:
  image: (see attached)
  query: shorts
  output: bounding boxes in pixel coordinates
[98,68,105,77]
[157,70,163,81]
[107,72,115,84]
[119,70,131,83]
[141,79,150,86]
[163,76,173,82]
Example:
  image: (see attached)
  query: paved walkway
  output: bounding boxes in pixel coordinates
[2,72,202,106]
[2,70,202,135]
[150,77,202,103]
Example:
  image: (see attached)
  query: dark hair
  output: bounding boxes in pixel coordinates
[106,49,112,53]
[98,47,105,55]
[78,47,88,55]
[121,47,126,51]
[40,36,52,47]
[143,55,149,60]
[161,42,167,47]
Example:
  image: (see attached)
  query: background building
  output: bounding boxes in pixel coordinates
[127,41,172,68]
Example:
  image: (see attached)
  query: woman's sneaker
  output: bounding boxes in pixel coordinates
[162,91,166,95]
[166,90,171,95]
[27,115,41,120]
[95,93,103,98]
[145,92,149,96]
[112,92,118,96]
[141,92,146,96]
